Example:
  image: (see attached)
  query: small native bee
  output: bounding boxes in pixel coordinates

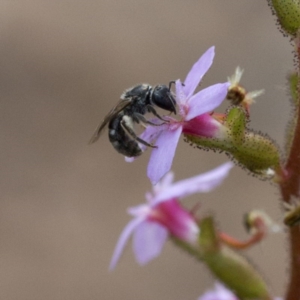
[89,83,176,157]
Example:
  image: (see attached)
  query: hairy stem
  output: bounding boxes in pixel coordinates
[280,38,300,300]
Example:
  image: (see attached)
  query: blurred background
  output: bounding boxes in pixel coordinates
[0,1,292,299]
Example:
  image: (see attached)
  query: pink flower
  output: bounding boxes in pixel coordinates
[109,162,233,270]
[126,47,229,184]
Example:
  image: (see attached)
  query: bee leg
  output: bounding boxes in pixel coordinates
[146,105,169,122]
[121,118,157,148]
[133,113,166,126]
[135,137,157,148]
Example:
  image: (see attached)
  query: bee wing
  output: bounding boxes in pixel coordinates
[88,99,132,144]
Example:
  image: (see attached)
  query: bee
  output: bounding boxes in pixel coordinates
[89,83,176,157]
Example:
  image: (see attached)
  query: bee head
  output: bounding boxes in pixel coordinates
[151,85,177,114]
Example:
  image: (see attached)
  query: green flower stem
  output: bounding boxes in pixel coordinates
[172,217,271,300]
[285,73,298,155]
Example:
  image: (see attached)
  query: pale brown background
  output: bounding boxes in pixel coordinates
[0,1,292,299]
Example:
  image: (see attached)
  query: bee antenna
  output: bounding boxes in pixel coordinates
[168,80,176,90]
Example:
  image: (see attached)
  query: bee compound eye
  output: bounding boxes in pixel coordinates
[152,85,176,113]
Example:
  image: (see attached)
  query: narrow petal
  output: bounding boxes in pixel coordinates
[109,217,144,270]
[175,79,187,106]
[153,162,234,203]
[183,46,215,99]
[152,172,174,198]
[186,82,229,121]
[133,221,168,265]
[140,120,168,143]
[128,204,150,217]
[125,122,167,162]
[125,156,135,162]
[147,126,182,185]
[157,171,174,189]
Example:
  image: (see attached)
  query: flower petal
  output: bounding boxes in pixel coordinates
[153,162,234,204]
[125,156,135,162]
[147,125,182,185]
[152,199,199,243]
[186,82,229,121]
[175,79,187,106]
[198,282,238,300]
[183,113,223,138]
[109,217,144,270]
[183,46,215,99]
[128,204,151,217]
[133,221,168,265]
[125,122,167,162]
[152,171,174,197]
